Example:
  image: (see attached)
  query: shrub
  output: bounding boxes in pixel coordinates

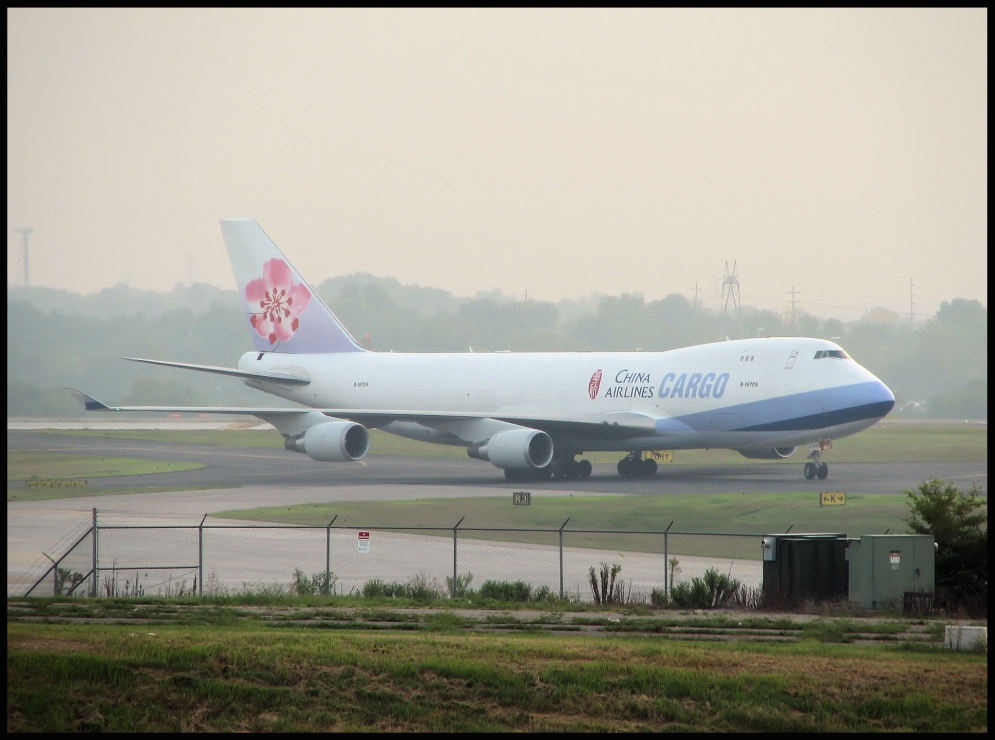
[478,580,556,603]
[361,574,446,601]
[588,563,636,605]
[905,479,987,613]
[445,572,474,598]
[670,568,742,609]
[292,568,333,596]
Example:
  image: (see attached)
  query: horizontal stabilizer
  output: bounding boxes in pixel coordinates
[123,357,310,385]
[65,388,111,411]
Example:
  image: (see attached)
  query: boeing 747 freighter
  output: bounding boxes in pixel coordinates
[72,220,895,481]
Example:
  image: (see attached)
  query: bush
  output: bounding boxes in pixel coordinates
[670,568,741,609]
[445,572,474,598]
[361,574,446,601]
[478,580,556,603]
[905,480,987,613]
[292,569,333,596]
[650,588,668,608]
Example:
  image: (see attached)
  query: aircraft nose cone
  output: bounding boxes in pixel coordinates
[875,380,896,416]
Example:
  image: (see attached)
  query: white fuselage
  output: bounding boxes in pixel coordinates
[237,336,895,454]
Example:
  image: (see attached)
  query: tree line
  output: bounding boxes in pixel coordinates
[6,277,987,418]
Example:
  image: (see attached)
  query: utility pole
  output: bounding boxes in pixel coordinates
[693,282,699,310]
[786,286,801,327]
[13,228,33,287]
[184,252,195,285]
[909,278,916,324]
[720,261,741,321]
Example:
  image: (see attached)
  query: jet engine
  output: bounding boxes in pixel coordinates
[736,446,798,460]
[285,421,370,462]
[467,429,554,473]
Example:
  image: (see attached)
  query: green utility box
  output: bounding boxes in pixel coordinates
[761,533,848,606]
[846,534,935,610]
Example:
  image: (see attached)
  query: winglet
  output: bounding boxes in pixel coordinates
[66,388,112,411]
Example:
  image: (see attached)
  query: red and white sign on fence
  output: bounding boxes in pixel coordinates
[357,531,370,553]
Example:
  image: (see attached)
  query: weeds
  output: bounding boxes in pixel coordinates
[362,573,446,601]
[478,580,555,604]
[292,569,336,596]
[445,571,474,598]
[670,568,742,609]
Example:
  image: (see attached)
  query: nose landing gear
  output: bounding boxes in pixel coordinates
[803,441,831,480]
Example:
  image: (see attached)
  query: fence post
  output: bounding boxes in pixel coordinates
[664,520,674,598]
[91,508,98,598]
[325,515,337,595]
[198,514,207,597]
[558,518,570,599]
[452,517,465,597]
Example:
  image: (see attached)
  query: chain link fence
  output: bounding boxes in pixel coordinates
[11,509,765,605]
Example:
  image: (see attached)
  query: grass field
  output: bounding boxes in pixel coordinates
[31,422,988,463]
[6,619,987,731]
[7,451,205,481]
[217,492,922,559]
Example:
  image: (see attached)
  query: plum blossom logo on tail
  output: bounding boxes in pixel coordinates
[588,369,603,400]
[245,258,312,344]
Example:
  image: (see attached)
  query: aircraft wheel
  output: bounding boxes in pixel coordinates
[578,459,592,478]
[804,462,817,480]
[564,459,580,479]
[642,458,658,477]
[617,459,630,477]
[816,462,829,480]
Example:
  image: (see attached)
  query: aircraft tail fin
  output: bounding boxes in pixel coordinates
[220,219,365,354]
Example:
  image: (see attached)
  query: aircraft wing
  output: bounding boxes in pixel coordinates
[122,357,311,385]
[68,389,660,439]
[325,408,660,439]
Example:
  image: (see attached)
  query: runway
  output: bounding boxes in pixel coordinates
[8,429,987,597]
[7,430,988,495]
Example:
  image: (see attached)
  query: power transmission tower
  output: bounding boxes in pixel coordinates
[720,261,740,321]
[13,227,33,287]
[909,278,916,324]
[184,252,195,285]
[693,282,699,310]
[786,285,801,327]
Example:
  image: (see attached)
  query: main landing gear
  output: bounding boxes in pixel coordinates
[803,441,830,480]
[503,456,592,482]
[617,452,657,479]
[555,457,593,480]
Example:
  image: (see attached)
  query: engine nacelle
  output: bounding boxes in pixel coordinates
[467,429,554,472]
[737,446,798,460]
[286,421,370,462]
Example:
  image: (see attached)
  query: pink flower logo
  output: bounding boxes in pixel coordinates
[588,369,602,400]
[245,258,312,344]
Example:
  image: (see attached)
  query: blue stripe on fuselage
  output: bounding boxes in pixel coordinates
[657,381,895,434]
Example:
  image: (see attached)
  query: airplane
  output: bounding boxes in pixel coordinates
[71,219,896,482]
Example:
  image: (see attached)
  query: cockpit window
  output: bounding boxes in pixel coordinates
[814,350,849,360]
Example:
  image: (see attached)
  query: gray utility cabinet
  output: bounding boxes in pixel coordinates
[761,533,849,606]
[846,534,935,610]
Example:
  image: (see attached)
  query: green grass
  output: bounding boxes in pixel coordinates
[7,620,987,731]
[7,451,205,481]
[30,422,987,463]
[7,483,239,503]
[216,492,930,559]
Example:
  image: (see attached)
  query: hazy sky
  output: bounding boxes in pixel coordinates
[7,9,987,319]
